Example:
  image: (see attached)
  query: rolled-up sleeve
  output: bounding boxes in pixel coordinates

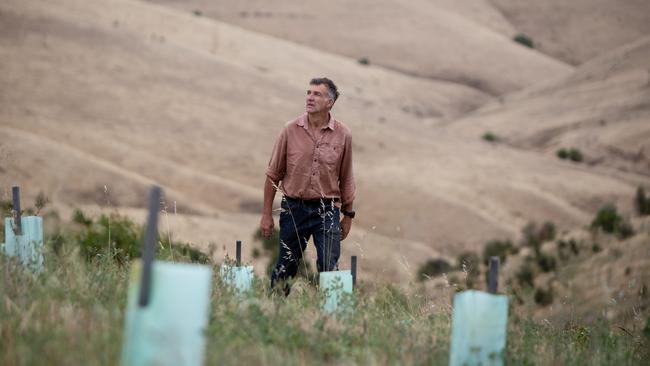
[339,132,356,205]
[266,127,288,183]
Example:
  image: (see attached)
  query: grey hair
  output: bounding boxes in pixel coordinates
[309,77,339,101]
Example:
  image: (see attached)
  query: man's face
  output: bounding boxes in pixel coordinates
[306,84,334,114]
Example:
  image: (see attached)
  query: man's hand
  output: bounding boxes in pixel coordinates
[340,216,352,240]
[260,214,274,239]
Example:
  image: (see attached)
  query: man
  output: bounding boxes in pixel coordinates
[260,77,356,293]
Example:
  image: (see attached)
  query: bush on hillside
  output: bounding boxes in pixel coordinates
[635,186,650,216]
[568,148,584,162]
[536,252,557,272]
[514,33,534,48]
[417,258,452,281]
[73,210,140,263]
[557,148,584,162]
[591,204,634,238]
[482,131,498,142]
[71,209,210,264]
[357,57,370,65]
[591,243,602,253]
[515,259,536,288]
[522,221,556,251]
[482,239,517,265]
[534,286,554,306]
[557,239,578,261]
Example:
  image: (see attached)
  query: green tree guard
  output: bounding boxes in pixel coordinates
[3,217,44,273]
[220,264,254,293]
[121,260,213,366]
[449,290,508,366]
[319,270,353,314]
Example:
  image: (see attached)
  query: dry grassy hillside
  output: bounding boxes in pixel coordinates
[491,0,650,65]
[1,0,648,284]
[453,36,650,177]
[145,0,572,95]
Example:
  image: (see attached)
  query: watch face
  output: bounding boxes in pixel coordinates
[344,210,356,218]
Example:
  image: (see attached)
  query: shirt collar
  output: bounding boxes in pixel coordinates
[297,113,336,131]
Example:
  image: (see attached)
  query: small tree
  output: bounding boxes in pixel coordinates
[482,132,498,142]
[417,258,452,281]
[635,186,650,216]
[514,34,534,48]
[568,148,584,162]
[482,240,516,265]
[591,204,635,239]
[534,286,554,306]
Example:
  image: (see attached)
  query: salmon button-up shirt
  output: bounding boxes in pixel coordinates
[266,113,356,205]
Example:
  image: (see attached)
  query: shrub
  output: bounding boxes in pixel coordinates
[591,243,602,253]
[71,209,209,264]
[357,57,370,66]
[591,205,621,233]
[536,253,557,272]
[556,239,579,261]
[522,221,556,251]
[534,286,554,306]
[482,240,516,265]
[482,132,498,142]
[557,148,583,162]
[514,33,534,48]
[591,204,634,238]
[568,148,583,162]
[617,221,635,239]
[75,212,142,263]
[516,259,535,288]
[417,258,452,281]
[635,186,650,216]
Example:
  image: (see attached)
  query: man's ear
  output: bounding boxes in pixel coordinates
[327,99,335,109]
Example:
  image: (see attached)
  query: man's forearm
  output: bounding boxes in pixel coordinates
[263,177,278,216]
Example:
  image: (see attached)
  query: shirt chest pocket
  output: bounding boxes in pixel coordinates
[318,143,343,165]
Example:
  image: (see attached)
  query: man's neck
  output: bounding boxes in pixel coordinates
[307,111,329,129]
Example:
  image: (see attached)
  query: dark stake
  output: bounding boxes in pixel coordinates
[12,186,22,236]
[351,255,357,288]
[488,256,500,294]
[236,240,242,266]
[138,186,162,308]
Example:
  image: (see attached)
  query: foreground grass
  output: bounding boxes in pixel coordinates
[1,247,647,365]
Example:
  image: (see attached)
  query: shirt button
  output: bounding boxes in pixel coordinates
[314,159,317,162]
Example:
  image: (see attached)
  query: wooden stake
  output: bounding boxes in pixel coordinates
[351,255,357,288]
[236,240,242,266]
[12,186,21,235]
[488,256,499,294]
[138,186,162,307]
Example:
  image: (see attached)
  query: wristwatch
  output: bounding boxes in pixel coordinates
[342,210,356,219]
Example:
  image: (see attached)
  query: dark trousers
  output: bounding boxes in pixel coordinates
[270,196,341,290]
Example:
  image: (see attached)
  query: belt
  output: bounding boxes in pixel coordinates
[284,196,340,205]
